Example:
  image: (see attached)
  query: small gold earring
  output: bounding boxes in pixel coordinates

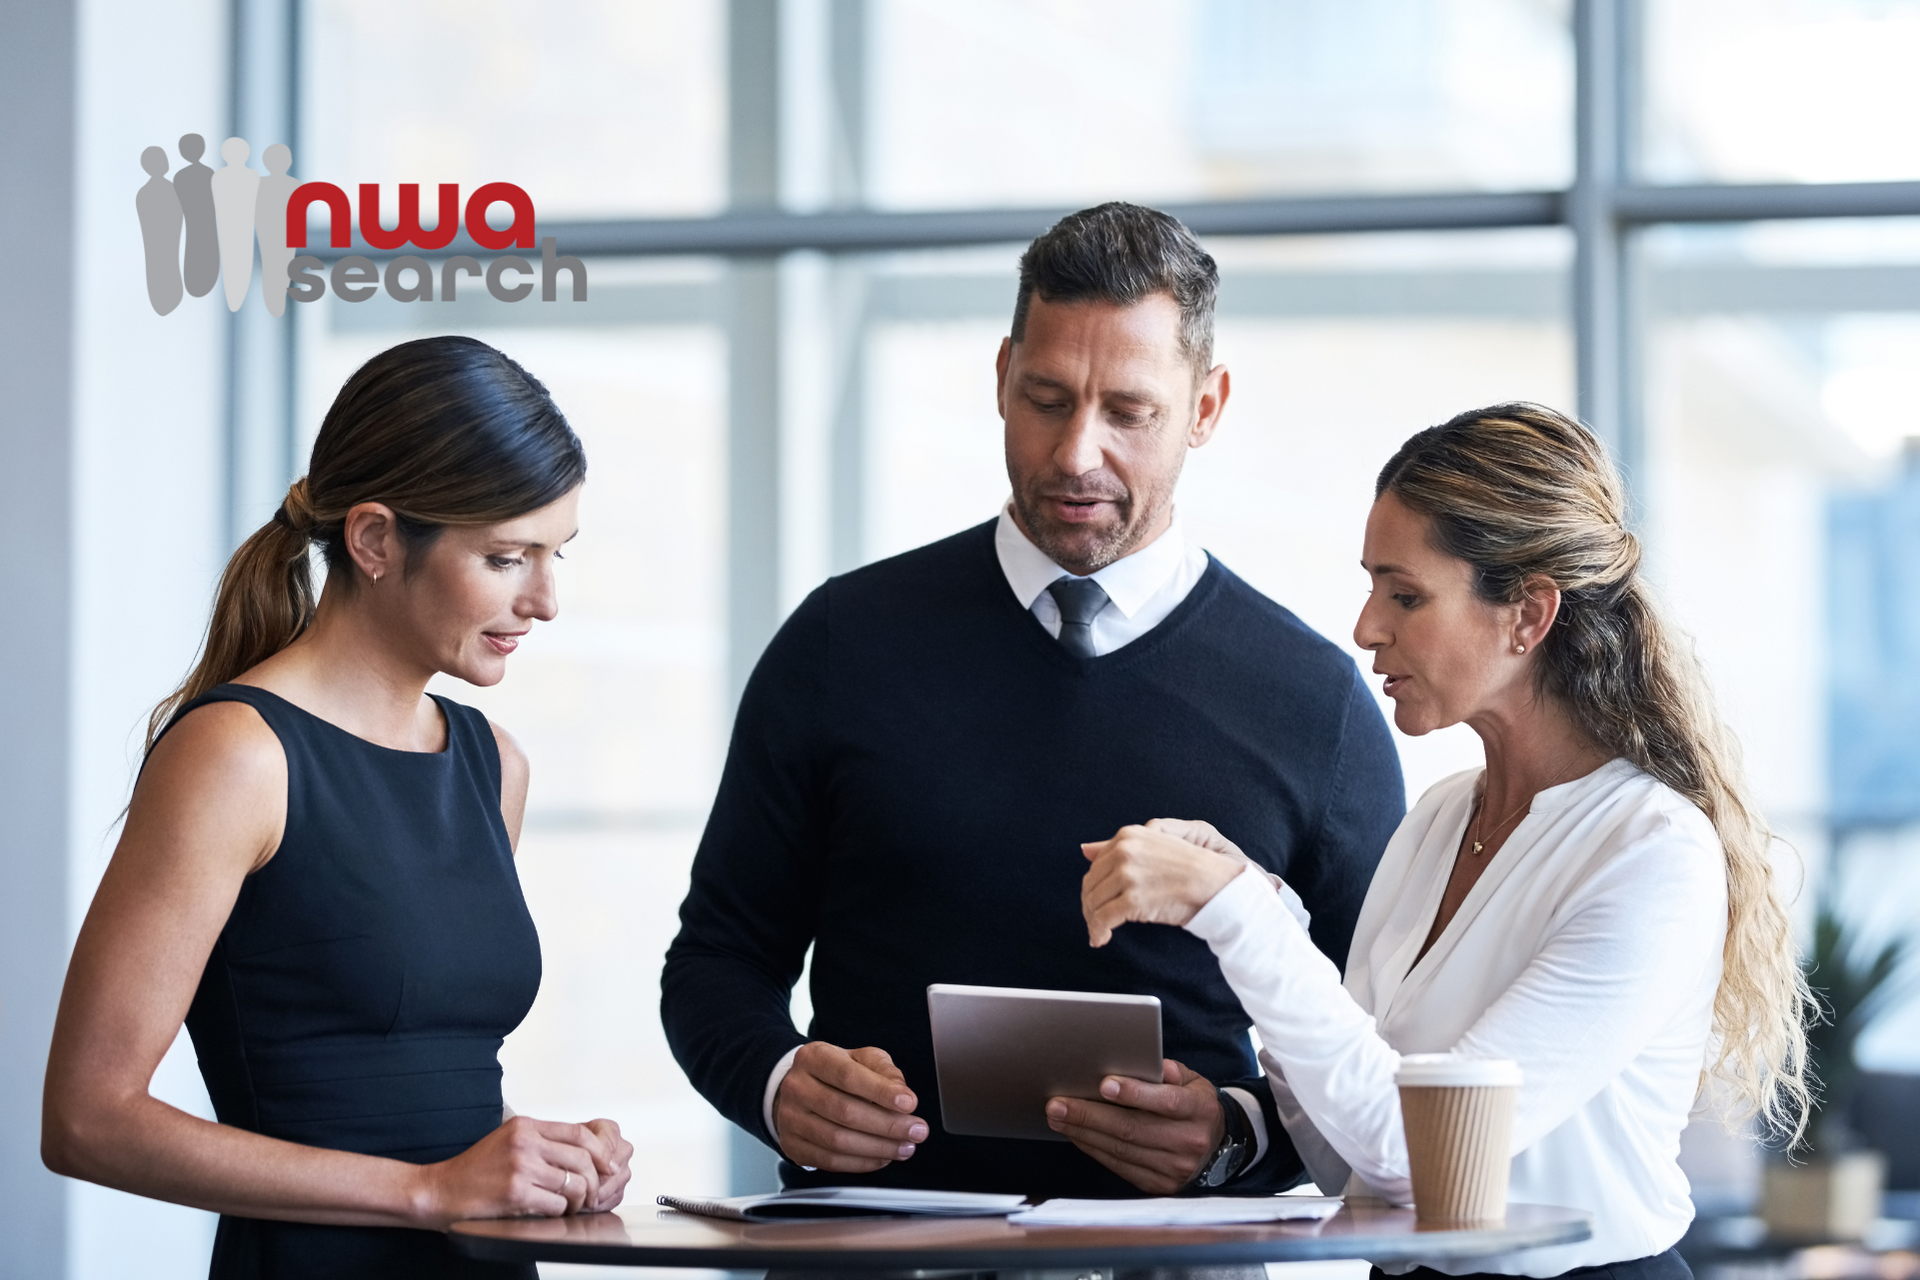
[1514,643,1526,654]
[372,571,382,583]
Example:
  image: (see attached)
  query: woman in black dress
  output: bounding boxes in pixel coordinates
[44,336,631,1279]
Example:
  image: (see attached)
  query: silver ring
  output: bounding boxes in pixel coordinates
[563,1171,575,1195]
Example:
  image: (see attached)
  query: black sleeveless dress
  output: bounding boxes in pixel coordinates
[158,685,543,1280]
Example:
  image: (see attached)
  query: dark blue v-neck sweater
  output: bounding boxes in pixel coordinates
[662,520,1404,1198]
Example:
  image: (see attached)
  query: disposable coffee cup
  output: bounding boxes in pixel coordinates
[1395,1054,1523,1226]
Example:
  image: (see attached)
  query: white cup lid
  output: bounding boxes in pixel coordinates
[1394,1053,1523,1088]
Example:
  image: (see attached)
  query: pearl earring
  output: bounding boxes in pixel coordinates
[1513,643,1526,654]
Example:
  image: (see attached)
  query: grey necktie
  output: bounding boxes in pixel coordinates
[1048,576,1110,660]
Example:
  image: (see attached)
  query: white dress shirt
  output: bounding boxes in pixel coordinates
[762,505,1274,1176]
[1184,759,1726,1275]
[992,504,1210,655]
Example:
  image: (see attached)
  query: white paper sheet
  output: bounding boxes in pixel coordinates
[1010,1195,1344,1227]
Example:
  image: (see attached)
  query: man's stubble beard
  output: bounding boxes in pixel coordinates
[1012,458,1183,577]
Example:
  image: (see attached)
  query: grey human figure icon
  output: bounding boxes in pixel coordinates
[210,137,261,311]
[135,147,184,316]
[255,144,299,318]
[175,134,218,297]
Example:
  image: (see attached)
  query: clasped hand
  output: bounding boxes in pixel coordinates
[417,1114,633,1225]
[1079,817,1252,947]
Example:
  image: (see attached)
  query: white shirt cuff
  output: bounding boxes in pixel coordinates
[1189,863,1289,941]
[763,1044,802,1139]
[1221,1084,1269,1172]
[1268,872,1312,932]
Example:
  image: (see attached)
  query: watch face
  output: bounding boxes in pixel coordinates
[1203,1146,1234,1187]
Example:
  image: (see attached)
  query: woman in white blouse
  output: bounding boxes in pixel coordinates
[1074,404,1810,1280]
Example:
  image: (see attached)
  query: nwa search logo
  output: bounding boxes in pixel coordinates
[136,134,587,318]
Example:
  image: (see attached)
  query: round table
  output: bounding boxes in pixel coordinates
[449,1201,1591,1273]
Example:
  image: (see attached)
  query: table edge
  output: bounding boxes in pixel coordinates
[448,1206,1593,1269]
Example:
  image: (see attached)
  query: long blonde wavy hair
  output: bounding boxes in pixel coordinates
[1377,402,1813,1143]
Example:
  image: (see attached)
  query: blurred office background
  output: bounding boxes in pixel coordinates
[6,0,1920,1277]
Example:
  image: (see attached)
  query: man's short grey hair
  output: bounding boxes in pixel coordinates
[1010,202,1219,378]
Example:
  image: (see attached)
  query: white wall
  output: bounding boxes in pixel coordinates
[0,0,81,1271]
[63,0,231,1274]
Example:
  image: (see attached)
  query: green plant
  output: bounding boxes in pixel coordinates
[1801,893,1907,1154]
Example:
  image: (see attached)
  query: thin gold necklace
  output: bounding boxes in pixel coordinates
[1468,795,1530,857]
[1468,754,1587,857]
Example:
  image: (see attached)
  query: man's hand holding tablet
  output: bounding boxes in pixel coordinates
[772,1043,930,1172]
[1044,1059,1229,1195]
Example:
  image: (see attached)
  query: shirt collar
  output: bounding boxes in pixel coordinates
[993,503,1191,619]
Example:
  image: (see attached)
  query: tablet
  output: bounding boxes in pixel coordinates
[926,983,1163,1142]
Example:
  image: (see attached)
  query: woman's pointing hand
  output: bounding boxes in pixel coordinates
[1080,820,1250,947]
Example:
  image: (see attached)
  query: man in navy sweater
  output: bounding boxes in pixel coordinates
[662,202,1404,1199]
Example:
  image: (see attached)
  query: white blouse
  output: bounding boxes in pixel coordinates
[1184,759,1727,1277]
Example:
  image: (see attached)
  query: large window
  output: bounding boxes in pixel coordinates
[1644,0,1920,186]
[289,0,1920,1209]
[306,0,726,218]
[864,0,1572,209]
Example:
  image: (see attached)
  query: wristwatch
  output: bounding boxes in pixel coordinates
[1193,1087,1254,1188]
